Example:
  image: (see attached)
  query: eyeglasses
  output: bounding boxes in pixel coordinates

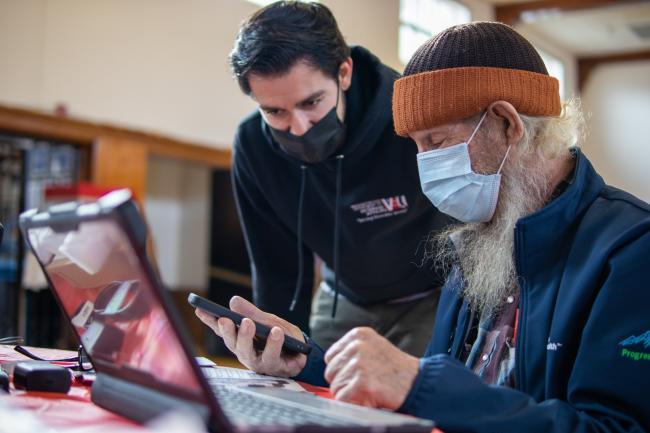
[13,344,93,372]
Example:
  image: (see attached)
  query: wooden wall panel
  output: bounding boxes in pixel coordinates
[0,104,231,168]
[92,136,148,201]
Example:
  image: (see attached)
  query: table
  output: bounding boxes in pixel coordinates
[1,345,440,433]
[1,345,148,432]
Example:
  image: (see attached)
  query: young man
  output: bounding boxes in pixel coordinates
[222,1,450,353]
[198,22,650,432]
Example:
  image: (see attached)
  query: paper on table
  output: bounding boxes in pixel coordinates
[202,366,306,392]
[194,356,217,367]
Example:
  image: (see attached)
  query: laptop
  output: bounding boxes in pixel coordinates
[19,190,435,432]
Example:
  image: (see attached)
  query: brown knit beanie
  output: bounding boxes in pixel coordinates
[393,21,561,137]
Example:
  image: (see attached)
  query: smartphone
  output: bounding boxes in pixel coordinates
[188,293,311,355]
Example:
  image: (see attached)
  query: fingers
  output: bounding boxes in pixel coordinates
[215,317,259,371]
[230,296,266,321]
[220,318,297,376]
[233,318,259,366]
[332,382,355,402]
[324,329,362,382]
[325,328,419,411]
[197,298,307,377]
[229,296,304,342]
[327,358,352,395]
[195,308,220,336]
[323,327,382,407]
[333,381,374,407]
[217,317,238,353]
[328,359,375,407]
[260,327,284,369]
[325,327,374,364]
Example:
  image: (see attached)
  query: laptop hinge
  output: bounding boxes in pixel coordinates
[91,373,210,425]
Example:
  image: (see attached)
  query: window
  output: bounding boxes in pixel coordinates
[537,48,566,100]
[399,0,471,65]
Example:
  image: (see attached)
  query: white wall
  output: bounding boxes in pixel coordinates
[581,61,650,203]
[461,0,495,23]
[0,0,494,140]
[145,156,211,290]
[323,0,494,72]
[0,0,259,148]
[505,27,650,204]
[516,23,578,100]
[0,0,409,147]
[325,0,402,71]
[0,0,45,107]
[0,0,409,290]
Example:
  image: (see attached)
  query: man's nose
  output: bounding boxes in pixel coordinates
[289,113,312,136]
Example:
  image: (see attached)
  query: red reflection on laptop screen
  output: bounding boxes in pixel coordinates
[28,220,201,392]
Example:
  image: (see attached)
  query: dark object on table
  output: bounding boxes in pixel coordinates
[13,361,71,393]
[0,368,9,393]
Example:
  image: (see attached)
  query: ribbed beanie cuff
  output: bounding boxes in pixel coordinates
[393,22,562,137]
[393,66,560,136]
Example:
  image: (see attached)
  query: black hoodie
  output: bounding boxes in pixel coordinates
[231,46,452,331]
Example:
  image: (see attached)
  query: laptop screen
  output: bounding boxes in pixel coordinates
[26,216,203,399]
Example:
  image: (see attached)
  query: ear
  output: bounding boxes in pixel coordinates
[487,101,524,146]
[339,57,353,91]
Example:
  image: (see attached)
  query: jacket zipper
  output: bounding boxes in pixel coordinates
[454,307,475,359]
[514,224,526,393]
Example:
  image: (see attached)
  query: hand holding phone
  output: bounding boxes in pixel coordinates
[188,293,311,355]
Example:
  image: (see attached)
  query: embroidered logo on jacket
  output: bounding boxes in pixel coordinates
[350,195,409,223]
[546,338,563,351]
[619,330,650,362]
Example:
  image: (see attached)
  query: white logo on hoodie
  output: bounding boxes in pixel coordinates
[350,195,409,223]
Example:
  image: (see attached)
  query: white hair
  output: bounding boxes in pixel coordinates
[424,98,587,314]
[519,97,587,158]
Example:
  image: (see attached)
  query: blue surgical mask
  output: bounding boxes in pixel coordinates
[416,113,511,223]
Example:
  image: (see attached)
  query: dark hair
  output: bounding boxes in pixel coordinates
[229,1,351,95]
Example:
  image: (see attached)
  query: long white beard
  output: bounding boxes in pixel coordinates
[426,150,552,314]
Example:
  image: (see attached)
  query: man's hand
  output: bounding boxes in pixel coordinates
[324,327,420,410]
[195,296,307,377]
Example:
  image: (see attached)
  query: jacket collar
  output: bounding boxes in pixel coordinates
[514,148,605,283]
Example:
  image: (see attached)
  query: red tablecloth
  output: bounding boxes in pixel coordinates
[1,345,145,432]
[1,346,441,433]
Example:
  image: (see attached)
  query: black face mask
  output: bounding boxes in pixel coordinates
[269,88,346,164]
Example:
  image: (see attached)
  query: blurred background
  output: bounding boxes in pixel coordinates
[0,0,648,357]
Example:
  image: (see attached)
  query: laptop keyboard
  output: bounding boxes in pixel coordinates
[209,382,357,427]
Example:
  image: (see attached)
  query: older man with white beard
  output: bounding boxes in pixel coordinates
[196,22,650,433]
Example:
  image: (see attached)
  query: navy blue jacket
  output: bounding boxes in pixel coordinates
[296,150,650,432]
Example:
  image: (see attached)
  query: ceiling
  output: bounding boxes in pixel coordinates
[485,0,536,4]
[473,0,650,57]
[515,2,650,56]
